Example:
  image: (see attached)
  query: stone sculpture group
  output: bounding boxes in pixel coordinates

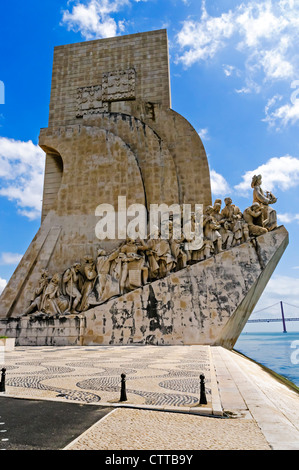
[23,175,277,317]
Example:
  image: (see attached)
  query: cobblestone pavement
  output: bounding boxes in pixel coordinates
[1,345,299,450]
[64,408,271,450]
[0,345,217,412]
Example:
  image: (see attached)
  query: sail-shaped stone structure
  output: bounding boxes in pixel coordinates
[0,30,288,348]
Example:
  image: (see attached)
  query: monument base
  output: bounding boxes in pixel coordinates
[0,226,288,349]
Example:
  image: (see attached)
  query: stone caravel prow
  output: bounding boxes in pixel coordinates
[0,30,289,349]
[0,226,288,349]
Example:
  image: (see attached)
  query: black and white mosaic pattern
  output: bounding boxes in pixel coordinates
[1,345,213,408]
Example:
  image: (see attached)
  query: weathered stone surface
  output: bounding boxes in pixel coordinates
[0,30,212,320]
[0,227,288,348]
[0,30,287,350]
[0,315,84,347]
[48,30,171,127]
[81,226,288,348]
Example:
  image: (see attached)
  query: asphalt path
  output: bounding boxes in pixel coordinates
[0,396,112,450]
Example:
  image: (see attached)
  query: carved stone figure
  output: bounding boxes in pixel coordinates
[242,220,250,243]
[202,239,215,259]
[79,256,97,312]
[147,227,175,279]
[23,173,282,316]
[90,248,121,304]
[212,199,234,249]
[213,199,224,223]
[243,203,268,236]
[251,174,277,231]
[232,205,250,245]
[192,238,214,261]
[39,273,64,316]
[169,221,188,271]
[144,239,160,281]
[157,241,175,278]
[62,263,82,313]
[203,206,222,254]
[221,197,235,222]
[116,252,131,295]
[22,269,50,316]
[230,205,242,246]
[220,220,234,250]
[105,238,148,294]
[131,239,149,287]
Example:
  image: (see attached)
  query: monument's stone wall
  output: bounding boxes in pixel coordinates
[0,29,213,320]
[48,29,171,128]
[82,226,288,348]
[40,29,211,221]
[0,30,287,351]
[42,29,173,221]
[0,227,288,348]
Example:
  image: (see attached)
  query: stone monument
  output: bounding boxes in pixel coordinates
[0,30,288,348]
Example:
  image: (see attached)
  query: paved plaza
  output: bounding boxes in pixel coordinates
[1,345,219,412]
[1,345,299,450]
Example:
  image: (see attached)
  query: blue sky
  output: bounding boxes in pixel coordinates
[0,0,299,327]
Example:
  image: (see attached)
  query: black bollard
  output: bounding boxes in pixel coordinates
[0,368,6,393]
[199,373,207,405]
[120,373,127,402]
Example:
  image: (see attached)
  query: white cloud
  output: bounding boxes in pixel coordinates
[263,98,299,129]
[235,3,282,48]
[235,155,299,195]
[263,80,299,129]
[176,0,299,86]
[210,169,231,196]
[198,127,210,140]
[277,213,299,224]
[176,6,234,66]
[254,275,299,315]
[235,79,261,94]
[260,48,293,81]
[0,137,45,220]
[223,64,241,77]
[61,0,139,39]
[268,275,299,300]
[0,252,23,265]
[264,93,283,111]
[223,65,234,77]
[0,278,7,294]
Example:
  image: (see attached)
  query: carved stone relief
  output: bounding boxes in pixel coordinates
[76,85,108,117]
[22,175,280,318]
[76,68,136,117]
[102,68,136,102]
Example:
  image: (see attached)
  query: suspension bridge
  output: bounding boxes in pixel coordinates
[247,301,299,332]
